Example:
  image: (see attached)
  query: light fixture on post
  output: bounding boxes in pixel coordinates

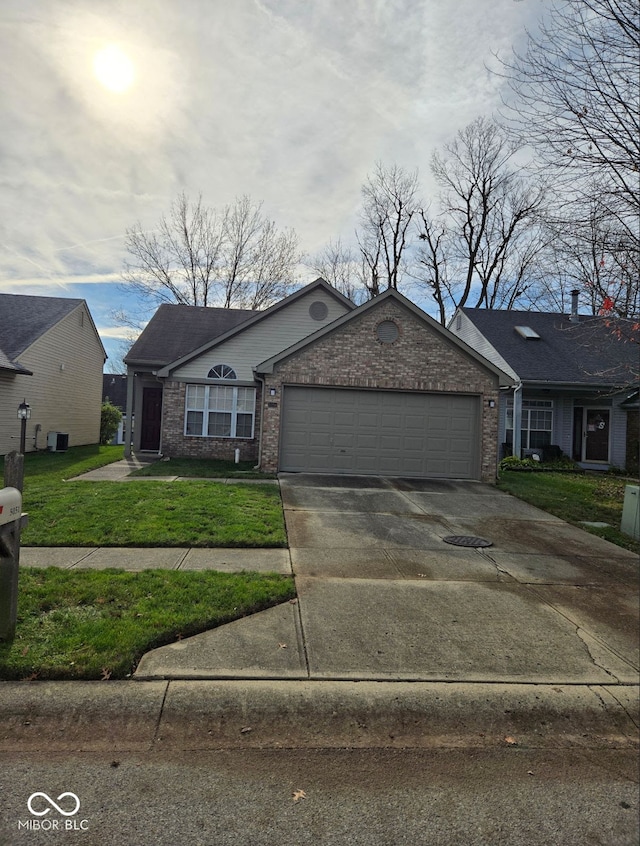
[17,399,31,455]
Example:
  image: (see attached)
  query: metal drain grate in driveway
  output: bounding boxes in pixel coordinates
[443,535,493,548]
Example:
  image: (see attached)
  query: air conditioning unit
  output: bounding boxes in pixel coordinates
[47,432,69,452]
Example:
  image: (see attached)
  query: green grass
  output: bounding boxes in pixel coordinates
[1,446,286,547]
[498,470,640,554]
[0,567,296,680]
[130,457,276,479]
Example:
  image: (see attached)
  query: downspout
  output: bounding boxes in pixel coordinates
[512,381,523,459]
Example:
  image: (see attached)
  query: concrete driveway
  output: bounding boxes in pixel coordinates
[135,475,639,688]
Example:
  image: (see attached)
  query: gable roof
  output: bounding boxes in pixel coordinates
[139,279,355,376]
[460,308,638,387]
[256,288,514,385]
[0,293,88,374]
[125,303,256,368]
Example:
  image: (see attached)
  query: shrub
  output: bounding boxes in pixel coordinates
[100,401,122,445]
[499,453,580,473]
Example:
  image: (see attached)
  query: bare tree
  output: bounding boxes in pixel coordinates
[357,162,420,295]
[539,195,640,319]
[415,117,547,323]
[121,193,300,311]
[498,0,640,252]
[306,238,370,304]
[220,195,299,309]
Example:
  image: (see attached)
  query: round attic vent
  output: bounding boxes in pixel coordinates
[309,301,328,321]
[376,320,400,343]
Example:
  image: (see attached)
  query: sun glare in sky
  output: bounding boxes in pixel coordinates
[93,44,135,93]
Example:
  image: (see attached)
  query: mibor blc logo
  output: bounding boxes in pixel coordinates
[17,792,89,831]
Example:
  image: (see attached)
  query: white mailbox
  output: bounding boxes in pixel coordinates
[0,487,22,527]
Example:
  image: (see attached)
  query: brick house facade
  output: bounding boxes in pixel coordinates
[125,281,512,481]
[160,379,263,464]
[257,296,502,483]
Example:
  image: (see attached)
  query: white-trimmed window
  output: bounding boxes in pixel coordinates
[208,364,236,379]
[505,399,553,450]
[185,385,255,439]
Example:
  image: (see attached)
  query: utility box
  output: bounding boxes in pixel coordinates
[0,487,21,526]
[47,431,69,452]
[621,485,640,541]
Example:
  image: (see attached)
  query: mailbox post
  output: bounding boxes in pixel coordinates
[0,485,27,642]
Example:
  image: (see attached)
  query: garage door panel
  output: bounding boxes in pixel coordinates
[358,413,380,430]
[310,411,332,425]
[309,432,330,448]
[280,387,479,479]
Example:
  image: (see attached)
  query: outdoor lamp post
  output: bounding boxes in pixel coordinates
[17,399,31,455]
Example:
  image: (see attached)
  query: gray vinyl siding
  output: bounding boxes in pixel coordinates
[611,397,628,468]
[170,290,350,382]
[498,392,628,467]
[0,303,105,454]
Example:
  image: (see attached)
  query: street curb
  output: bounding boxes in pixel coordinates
[0,680,637,751]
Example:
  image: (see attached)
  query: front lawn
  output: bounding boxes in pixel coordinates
[130,456,275,479]
[1,446,286,547]
[497,470,640,554]
[0,568,296,680]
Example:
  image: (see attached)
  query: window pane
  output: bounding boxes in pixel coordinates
[236,413,253,438]
[208,412,232,437]
[186,410,203,435]
[529,431,552,449]
[530,410,552,430]
[209,386,234,411]
[186,385,205,409]
[208,364,237,379]
[237,387,255,413]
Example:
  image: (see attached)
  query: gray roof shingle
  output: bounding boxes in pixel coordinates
[124,303,257,367]
[0,293,85,373]
[462,308,638,386]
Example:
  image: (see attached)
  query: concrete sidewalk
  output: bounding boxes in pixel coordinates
[68,456,278,484]
[2,474,638,749]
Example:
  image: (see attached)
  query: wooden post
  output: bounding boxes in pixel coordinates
[1,451,26,642]
[4,450,24,493]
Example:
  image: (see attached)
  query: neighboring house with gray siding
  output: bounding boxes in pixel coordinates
[448,295,639,472]
[124,279,513,482]
[0,294,106,455]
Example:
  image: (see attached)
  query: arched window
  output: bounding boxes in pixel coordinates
[208,364,237,379]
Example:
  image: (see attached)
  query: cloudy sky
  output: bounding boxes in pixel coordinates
[0,0,546,369]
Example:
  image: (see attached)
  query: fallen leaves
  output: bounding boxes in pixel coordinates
[504,735,518,746]
[292,789,307,803]
[101,667,112,680]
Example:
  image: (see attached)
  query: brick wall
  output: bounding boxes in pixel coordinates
[161,379,261,463]
[259,300,501,482]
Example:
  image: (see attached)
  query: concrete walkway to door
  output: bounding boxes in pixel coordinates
[135,474,639,693]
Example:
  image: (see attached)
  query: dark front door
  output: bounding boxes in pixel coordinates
[584,408,610,462]
[140,387,163,451]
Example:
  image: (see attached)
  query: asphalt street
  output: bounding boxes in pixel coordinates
[2,747,638,846]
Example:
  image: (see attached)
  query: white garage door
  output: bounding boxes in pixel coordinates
[280,386,480,478]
